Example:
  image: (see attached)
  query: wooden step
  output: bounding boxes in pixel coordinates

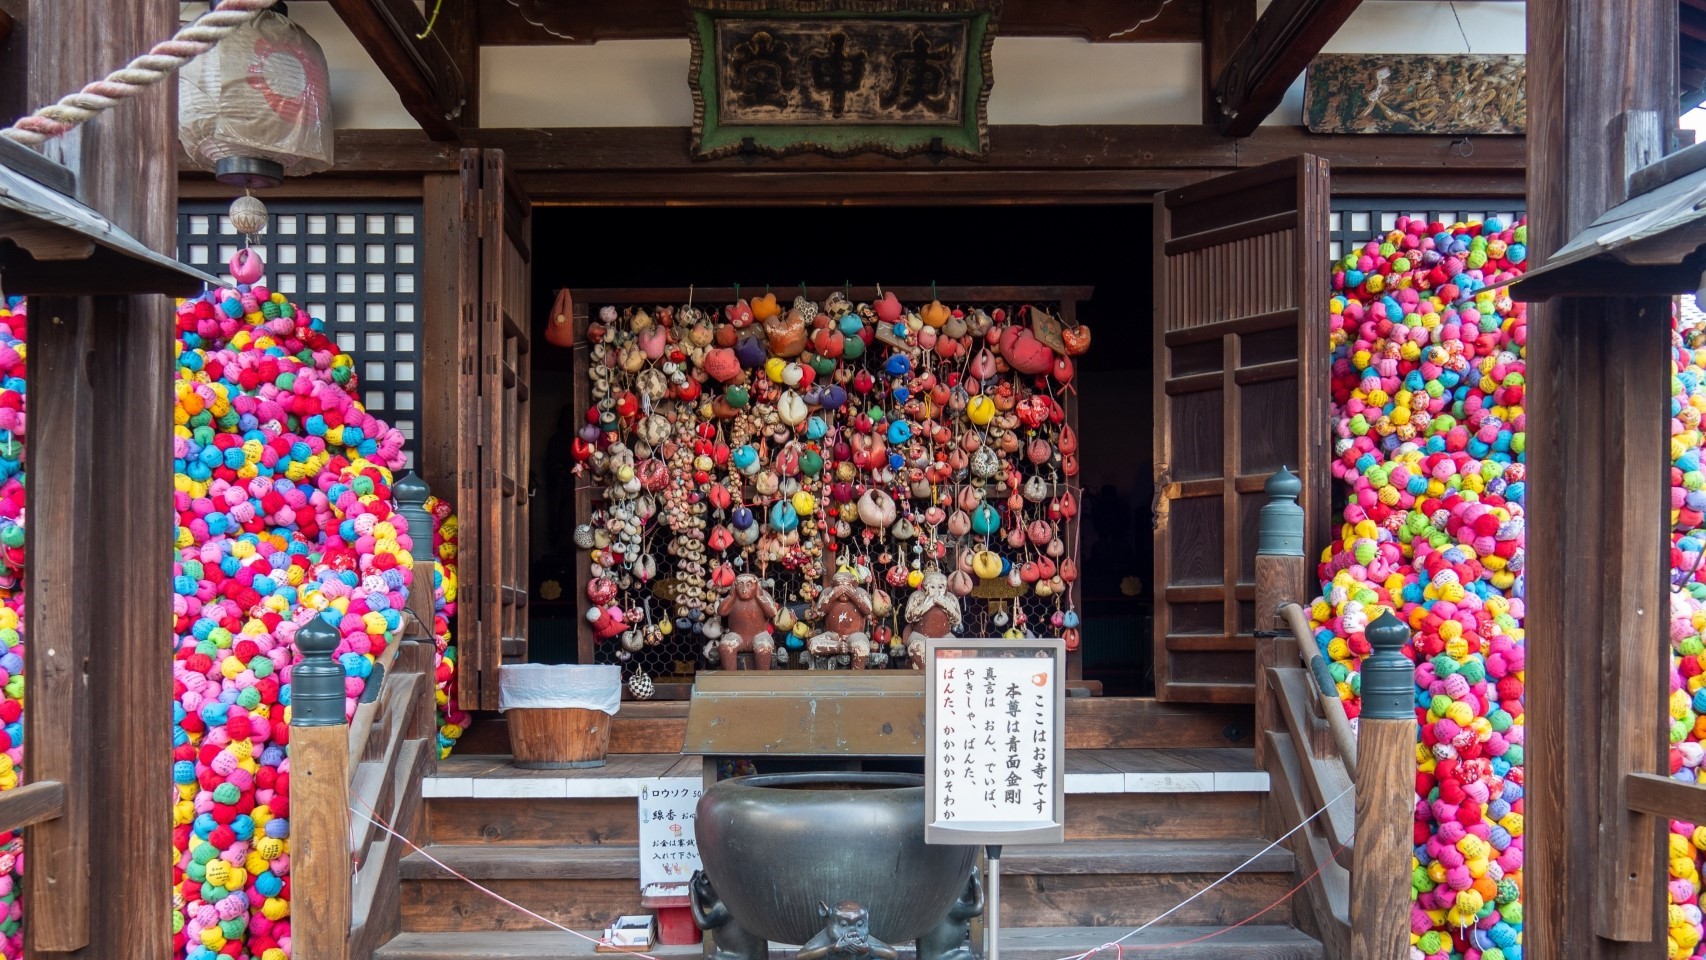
[376,926,1322,960]
[401,876,645,932]
[448,697,1258,757]
[422,789,1265,847]
[426,797,641,845]
[1002,838,1292,875]
[401,838,1290,882]
[397,839,1294,933]
[999,925,1322,959]
[421,749,1268,846]
[1064,792,1263,840]
[995,839,1296,928]
[401,844,639,880]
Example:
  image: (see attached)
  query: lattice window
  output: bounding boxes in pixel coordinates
[177,201,425,468]
[1329,200,1526,261]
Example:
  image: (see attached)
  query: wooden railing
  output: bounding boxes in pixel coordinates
[293,472,444,960]
[1251,468,1414,960]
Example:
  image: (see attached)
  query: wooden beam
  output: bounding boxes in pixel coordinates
[1627,772,1706,821]
[183,124,1523,174]
[0,780,64,832]
[325,0,471,140]
[482,0,1204,44]
[1210,0,1364,136]
[443,0,479,131]
[1202,0,1256,124]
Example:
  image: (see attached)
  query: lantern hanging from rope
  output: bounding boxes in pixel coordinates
[178,2,333,188]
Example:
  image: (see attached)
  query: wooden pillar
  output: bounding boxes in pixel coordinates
[23,2,176,958]
[23,297,94,954]
[1253,467,1309,766]
[418,173,465,499]
[1348,611,1415,960]
[1526,0,1675,949]
[290,619,353,960]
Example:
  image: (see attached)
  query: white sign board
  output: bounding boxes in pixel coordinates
[924,639,1066,845]
[638,777,704,887]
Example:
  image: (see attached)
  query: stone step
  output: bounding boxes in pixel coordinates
[377,926,1323,960]
[423,749,1267,801]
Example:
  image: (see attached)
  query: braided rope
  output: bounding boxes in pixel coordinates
[1,0,280,147]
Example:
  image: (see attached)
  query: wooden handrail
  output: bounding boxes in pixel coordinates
[0,780,64,832]
[347,627,406,772]
[1627,772,1706,820]
[1278,602,1360,780]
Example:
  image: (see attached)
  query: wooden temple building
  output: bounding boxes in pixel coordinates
[0,0,1702,958]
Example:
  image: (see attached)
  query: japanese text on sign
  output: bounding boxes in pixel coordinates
[928,645,1061,837]
[638,778,704,888]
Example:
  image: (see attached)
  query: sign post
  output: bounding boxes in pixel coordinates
[924,639,1066,960]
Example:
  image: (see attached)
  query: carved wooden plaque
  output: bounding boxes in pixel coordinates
[1303,54,1526,135]
[689,0,998,159]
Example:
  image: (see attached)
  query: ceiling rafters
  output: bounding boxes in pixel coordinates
[1209,0,1365,136]
[325,0,473,140]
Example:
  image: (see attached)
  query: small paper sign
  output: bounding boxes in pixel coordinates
[924,638,1066,845]
[1029,306,1067,356]
[638,777,705,887]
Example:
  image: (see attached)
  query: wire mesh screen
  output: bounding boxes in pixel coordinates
[1330,199,1525,261]
[177,201,425,468]
[570,291,1083,691]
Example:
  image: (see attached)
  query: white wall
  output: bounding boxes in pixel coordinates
[282,0,1526,130]
[278,3,421,129]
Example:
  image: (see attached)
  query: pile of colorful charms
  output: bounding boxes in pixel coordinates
[169,264,429,960]
[425,493,471,758]
[0,298,24,960]
[1666,303,1706,960]
[572,290,1088,683]
[1307,217,1528,960]
[0,273,468,959]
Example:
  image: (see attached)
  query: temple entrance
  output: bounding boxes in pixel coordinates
[522,204,1157,696]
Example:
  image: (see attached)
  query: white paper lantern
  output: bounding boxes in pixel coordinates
[179,4,334,187]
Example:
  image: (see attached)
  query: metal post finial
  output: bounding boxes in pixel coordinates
[1257,465,1305,557]
[291,616,347,727]
[393,469,434,551]
[1360,611,1414,720]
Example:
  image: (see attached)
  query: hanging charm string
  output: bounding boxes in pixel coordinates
[3,0,283,147]
[417,0,446,39]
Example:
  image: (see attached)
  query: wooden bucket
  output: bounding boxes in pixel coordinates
[507,707,612,769]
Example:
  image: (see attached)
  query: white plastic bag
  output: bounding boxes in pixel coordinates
[498,663,622,715]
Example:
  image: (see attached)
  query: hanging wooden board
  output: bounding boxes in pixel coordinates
[687,0,998,159]
[1303,54,1526,135]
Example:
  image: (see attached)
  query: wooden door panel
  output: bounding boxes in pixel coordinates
[1152,156,1330,704]
[480,150,533,687]
[454,149,484,709]
[455,148,533,710]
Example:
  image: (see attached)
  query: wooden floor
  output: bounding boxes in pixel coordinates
[424,749,1269,799]
[377,925,1323,960]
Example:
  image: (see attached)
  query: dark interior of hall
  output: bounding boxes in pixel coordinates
[524,203,1157,695]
